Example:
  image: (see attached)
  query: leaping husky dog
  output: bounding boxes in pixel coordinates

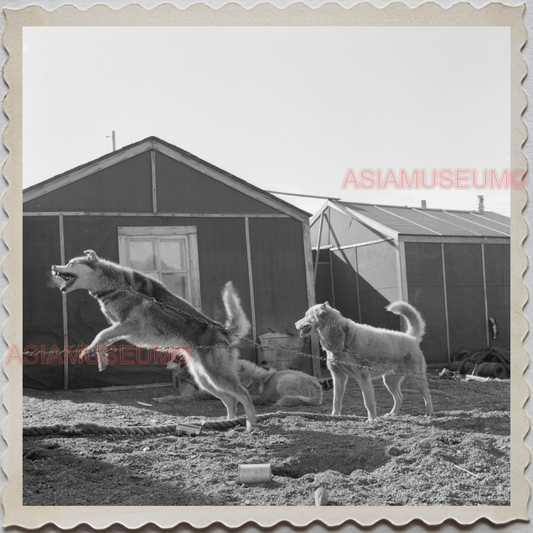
[52,250,257,431]
[295,302,433,421]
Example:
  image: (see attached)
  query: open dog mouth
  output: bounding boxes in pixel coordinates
[299,324,312,337]
[52,269,77,292]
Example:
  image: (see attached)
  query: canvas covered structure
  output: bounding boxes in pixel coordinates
[311,200,510,366]
[23,137,319,390]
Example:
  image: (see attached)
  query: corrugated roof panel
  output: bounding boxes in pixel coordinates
[380,206,483,236]
[342,203,437,235]
[373,206,445,235]
[471,211,511,229]
[336,201,510,238]
[423,210,509,237]
[444,211,510,236]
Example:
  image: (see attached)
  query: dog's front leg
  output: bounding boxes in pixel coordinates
[82,323,134,371]
[328,362,348,416]
[354,373,377,422]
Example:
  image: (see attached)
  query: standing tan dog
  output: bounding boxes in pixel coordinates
[52,250,257,431]
[295,301,433,421]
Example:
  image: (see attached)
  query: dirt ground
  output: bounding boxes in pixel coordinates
[23,374,510,506]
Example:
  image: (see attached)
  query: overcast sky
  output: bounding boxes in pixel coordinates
[23,26,511,216]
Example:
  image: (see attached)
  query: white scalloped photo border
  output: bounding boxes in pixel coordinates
[1,2,529,529]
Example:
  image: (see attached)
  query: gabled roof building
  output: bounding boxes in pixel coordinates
[24,137,319,389]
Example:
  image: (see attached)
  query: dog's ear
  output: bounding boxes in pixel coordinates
[83,250,99,263]
[240,375,253,388]
[236,365,253,388]
[318,302,329,317]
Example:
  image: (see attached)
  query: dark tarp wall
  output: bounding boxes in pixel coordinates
[483,243,511,349]
[23,217,64,389]
[24,149,283,216]
[444,243,487,355]
[404,241,510,364]
[24,152,153,213]
[189,216,256,364]
[249,218,313,376]
[404,242,448,364]
[155,152,280,215]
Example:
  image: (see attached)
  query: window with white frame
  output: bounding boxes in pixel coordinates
[118,226,202,309]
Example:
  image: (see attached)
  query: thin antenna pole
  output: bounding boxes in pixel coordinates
[112,130,116,151]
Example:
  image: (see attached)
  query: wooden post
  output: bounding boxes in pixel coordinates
[313,212,324,281]
[441,243,451,362]
[244,218,258,355]
[150,150,158,213]
[302,221,321,378]
[59,215,69,390]
[481,243,490,346]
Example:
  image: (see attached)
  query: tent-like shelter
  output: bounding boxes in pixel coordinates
[311,200,510,365]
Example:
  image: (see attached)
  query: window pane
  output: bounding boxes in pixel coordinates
[129,239,157,270]
[162,272,188,299]
[160,239,187,270]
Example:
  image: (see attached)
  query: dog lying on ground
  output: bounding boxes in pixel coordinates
[295,301,433,421]
[167,359,323,407]
[51,250,257,431]
[237,360,323,407]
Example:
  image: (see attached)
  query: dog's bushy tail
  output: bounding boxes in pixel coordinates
[223,282,251,343]
[276,378,323,407]
[386,301,426,341]
[276,392,323,407]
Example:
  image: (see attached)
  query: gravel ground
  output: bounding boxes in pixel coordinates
[23,375,510,506]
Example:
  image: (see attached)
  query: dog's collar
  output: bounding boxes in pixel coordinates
[90,289,119,300]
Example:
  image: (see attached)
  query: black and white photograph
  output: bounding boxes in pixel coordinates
[1,1,530,530]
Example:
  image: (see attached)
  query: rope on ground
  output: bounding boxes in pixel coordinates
[23,423,179,437]
[23,411,367,437]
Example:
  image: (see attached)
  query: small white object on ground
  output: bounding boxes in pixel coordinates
[464,375,491,383]
[176,423,203,436]
[152,395,180,403]
[238,464,272,484]
[315,487,328,506]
